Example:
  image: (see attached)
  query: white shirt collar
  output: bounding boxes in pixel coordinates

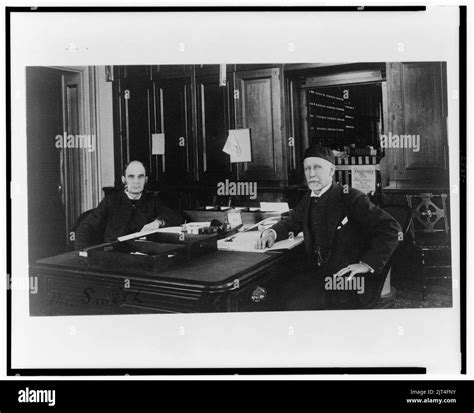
[310,182,332,198]
[124,190,142,200]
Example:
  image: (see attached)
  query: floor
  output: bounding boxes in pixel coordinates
[391,278,453,309]
[390,245,453,309]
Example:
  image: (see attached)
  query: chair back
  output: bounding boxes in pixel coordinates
[71,209,93,233]
[405,193,450,244]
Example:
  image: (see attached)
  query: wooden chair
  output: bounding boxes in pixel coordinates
[405,193,451,299]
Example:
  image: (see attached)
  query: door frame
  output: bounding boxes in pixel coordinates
[51,66,101,239]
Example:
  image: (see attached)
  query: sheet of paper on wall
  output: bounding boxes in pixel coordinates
[222,129,252,163]
[351,165,376,194]
[152,133,165,155]
[222,130,238,156]
[260,202,289,212]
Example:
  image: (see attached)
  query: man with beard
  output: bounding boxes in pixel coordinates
[255,145,401,310]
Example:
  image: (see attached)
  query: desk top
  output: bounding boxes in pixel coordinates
[34,249,293,289]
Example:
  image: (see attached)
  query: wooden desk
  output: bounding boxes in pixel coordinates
[30,247,304,316]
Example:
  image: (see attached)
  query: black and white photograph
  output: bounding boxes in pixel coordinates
[8,7,463,373]
[26,62,451,315]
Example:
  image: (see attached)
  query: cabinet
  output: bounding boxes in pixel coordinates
[383,62,448,190]
[113,66,194,188]
[155,76,194,186]
[234,67,286,183]
[113,66,154,185]
[155,64,193,79]
[235,64,280,72]
[113,65,300,203]
[196,72,234,185]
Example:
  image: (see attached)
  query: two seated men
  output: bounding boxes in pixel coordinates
[77,146,401,310]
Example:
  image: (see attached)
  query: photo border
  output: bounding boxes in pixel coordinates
[5,5,467,376]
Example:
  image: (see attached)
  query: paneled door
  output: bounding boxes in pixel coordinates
[234,68,286,182]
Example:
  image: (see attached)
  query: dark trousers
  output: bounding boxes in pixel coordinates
[274,264,368,311]
[272,266,326,311]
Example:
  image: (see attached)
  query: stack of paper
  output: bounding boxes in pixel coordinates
[259,202,289,212]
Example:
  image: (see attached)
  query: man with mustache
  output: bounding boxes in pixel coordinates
[255,144,401,310]
[75,160,184,250]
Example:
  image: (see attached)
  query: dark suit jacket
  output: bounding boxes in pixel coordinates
[75,190,184,250]
[271,183,402,307]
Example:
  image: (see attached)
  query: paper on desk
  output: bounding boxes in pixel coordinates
[217,231,303,253]
[118,222,210,240]
[222,129,252,163]
[267,235,304,251]
[117,228,163,242]
[260,202,289,212]
[152,226,183,234]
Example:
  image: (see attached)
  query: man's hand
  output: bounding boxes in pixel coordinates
[141,219,163,232]
[333,263,371,281]
[254,231,276,250]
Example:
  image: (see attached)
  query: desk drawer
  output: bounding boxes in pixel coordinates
[118,286,202,313]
